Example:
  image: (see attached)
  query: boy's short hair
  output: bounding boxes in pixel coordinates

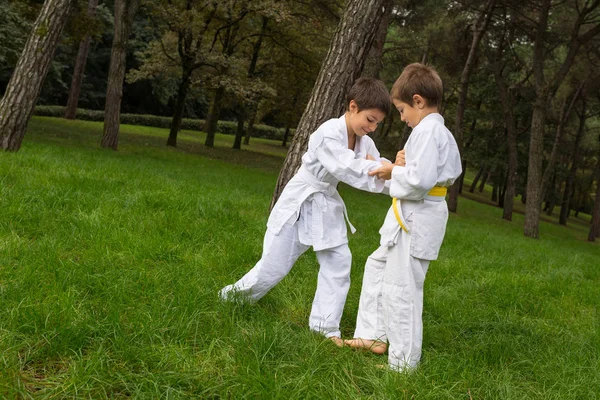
[391,63,443,108]
[346,77,391,115]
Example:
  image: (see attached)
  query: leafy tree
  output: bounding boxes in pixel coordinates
[447,0,496,213]
[484,2,535,221]
[523,0,600,238]
[270,0,393,208]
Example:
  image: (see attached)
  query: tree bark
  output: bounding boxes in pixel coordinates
[204,86,225,148]
[167,66,192,147]
[270,0,393,210]
[448,0,495,212]
[559,98,586,225]
[64,0,99,119]
[101,0,139,150]
[0,0,74,151]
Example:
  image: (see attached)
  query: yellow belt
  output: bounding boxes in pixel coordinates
[392,186,447,233]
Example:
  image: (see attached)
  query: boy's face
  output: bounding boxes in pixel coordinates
[347,101,386,137]
[393,99,420,129]
[393,95,436,129]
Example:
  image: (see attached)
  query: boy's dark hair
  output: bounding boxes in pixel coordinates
[346,77,391,115]
[391,63,443,108]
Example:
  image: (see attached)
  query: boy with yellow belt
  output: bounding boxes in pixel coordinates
[345,63,462,372]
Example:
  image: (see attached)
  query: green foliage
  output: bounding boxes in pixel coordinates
[63,0,108,45]
[0,117,598,397]
[33,106,292,141]
[0,2,35,85]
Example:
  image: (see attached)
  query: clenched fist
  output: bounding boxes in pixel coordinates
[395,149,406,166]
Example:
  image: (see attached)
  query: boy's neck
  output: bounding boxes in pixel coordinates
[344,112,356,147]
[415,107,439,126]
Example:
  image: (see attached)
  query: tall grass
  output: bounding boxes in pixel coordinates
[0,117,598,398]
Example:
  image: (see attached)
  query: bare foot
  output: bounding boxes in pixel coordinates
[344,338,387,354]
[329,336,344,347]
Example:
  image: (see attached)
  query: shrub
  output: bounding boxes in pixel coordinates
[33,106,293,141]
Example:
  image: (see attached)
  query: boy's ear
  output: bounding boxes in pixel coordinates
[413,94,426,109]
[349,99,359,112]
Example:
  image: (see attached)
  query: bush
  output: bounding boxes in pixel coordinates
[33,106,293,141]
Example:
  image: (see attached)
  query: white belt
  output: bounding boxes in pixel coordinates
[297,167,356,234]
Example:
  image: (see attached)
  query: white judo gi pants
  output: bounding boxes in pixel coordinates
[219,220,352,338]
[353,231,430,372]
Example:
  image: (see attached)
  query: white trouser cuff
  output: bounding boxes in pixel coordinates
[310,326,341,338]
[353,328,387,343]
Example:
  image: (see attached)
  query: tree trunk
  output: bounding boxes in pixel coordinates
[588,138,600,242]
[270,0,393,210]
[203,86,225,148]
[460,101,481,196]
[243,107,257,145]
[243,16,268,146]
[448,0,496,212]
[540,82,583,200]
[101,0,139,150]
[470,164,485,193]
[233,110,245,150]
[499,180,506,208]
[205,21,238,148]
[487,45,519,221]
[478,170,489,192]
[559,98,586,225]
[362,6,391,79]
[167,67,192,147]
[545,175,559,216]
[64,0,99,119]
[524,102,547,237]
[282,125,291,147]
[0,0,74,151]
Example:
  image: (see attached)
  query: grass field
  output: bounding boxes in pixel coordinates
[0,117,598,398]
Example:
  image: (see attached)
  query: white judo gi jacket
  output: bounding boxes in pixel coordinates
[379,113,462,259]
[267,115,387,251]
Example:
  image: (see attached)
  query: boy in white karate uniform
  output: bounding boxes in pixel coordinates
[345,63,462,371]
[220,78,392,344]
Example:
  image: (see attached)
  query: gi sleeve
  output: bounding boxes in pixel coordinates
[389,129,439,200]
[368,141,392,163]
[314,134,386,193]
